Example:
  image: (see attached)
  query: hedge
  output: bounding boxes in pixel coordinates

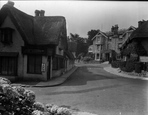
[126,61,136,72]
[111,61,120,68]
[119,61,126,69]
[135,62,142,73]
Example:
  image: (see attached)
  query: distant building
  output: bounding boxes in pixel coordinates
[106,25,136,60]
[90,30,108,61]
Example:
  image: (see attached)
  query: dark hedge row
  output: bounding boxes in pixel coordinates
[111,61,146,73]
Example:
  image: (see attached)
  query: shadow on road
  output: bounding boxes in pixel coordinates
[62,66,116,86]
[46,83,124,95]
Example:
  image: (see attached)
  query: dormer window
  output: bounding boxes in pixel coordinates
[0,28,13,45]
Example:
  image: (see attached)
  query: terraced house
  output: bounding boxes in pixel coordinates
[0,1,74,81]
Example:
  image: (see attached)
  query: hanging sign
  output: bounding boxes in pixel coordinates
[140,56,148,62]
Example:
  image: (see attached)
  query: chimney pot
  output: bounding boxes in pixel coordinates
[40,10,45,16]
[7,0,14,7]
[35,10,40,16]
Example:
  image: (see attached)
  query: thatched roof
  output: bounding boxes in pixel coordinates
[0,3,67,47]
[130,21,148,39]
[121,21,148,50]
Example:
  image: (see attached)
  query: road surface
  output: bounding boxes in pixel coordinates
[28,63,148,115]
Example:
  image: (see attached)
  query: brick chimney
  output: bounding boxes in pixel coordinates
[35,10,40,16]
[40,10,45,16]
[7,0,14,7]
[111,24,118,35]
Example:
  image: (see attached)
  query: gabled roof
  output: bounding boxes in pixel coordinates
[122,26,136,37]
[0,3,66,46]
[92,30,108,40]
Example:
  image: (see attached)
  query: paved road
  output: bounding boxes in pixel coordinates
[28,64,148,115]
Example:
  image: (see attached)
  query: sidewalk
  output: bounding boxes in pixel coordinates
[104,65,148,81]
[12,66,78,87]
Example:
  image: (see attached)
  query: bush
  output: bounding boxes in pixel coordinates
[124,61,135,72]
[135,62,142,73]
[0,77,72,115]
[111,61,120,68]
[83,56,92,63]
[119,61,126,69]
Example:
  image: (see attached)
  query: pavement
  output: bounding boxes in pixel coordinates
[104,65,148,81]
[12,66,78,87]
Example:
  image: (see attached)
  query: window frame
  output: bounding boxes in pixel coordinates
[27,55,42,74]
[0,28,13,45]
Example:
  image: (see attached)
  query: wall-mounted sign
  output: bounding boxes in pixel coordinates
[140,56,148,62]
[41,63,46,72]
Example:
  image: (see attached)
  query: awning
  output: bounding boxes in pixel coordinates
[0,52,19,57]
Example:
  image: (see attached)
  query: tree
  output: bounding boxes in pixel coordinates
[69,33,79,42]
[87,29,100,45]
[68,33,89,58]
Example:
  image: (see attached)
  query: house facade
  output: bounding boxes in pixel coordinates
[106,25,135,60]
[0,2,74,81]
[91,31,108,61]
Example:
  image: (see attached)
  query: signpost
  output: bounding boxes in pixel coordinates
[140,56,148,74]
[140,56,148,62]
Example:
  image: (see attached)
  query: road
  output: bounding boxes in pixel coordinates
[28,63,148,115]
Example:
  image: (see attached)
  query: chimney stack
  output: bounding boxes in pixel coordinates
[40,10,45,16]
[7,0,14,7]
[138,20,145,27]
[35,10,40,16]
[111,24,118,35]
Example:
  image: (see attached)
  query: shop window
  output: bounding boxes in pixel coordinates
[0,28,13,45]
[0,57,17,75]
[27,55,42,74]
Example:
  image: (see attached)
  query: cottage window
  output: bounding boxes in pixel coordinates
[27,55,42,74]
[0,28,13,45]
[118,43,122,49]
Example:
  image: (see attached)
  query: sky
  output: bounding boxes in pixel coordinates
[0,1,148,38]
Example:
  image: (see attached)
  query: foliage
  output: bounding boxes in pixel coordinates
[0,77,72,115]
[121,41,147,57]
[122,61,135,72]
[87,29,100,45]
[83,56,93,62]
[119,61,126,69]
[135,62,142,73]
[68,33,89,58]
[111,61,120,68]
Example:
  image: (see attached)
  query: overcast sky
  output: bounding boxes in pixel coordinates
[0,1,148,38]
